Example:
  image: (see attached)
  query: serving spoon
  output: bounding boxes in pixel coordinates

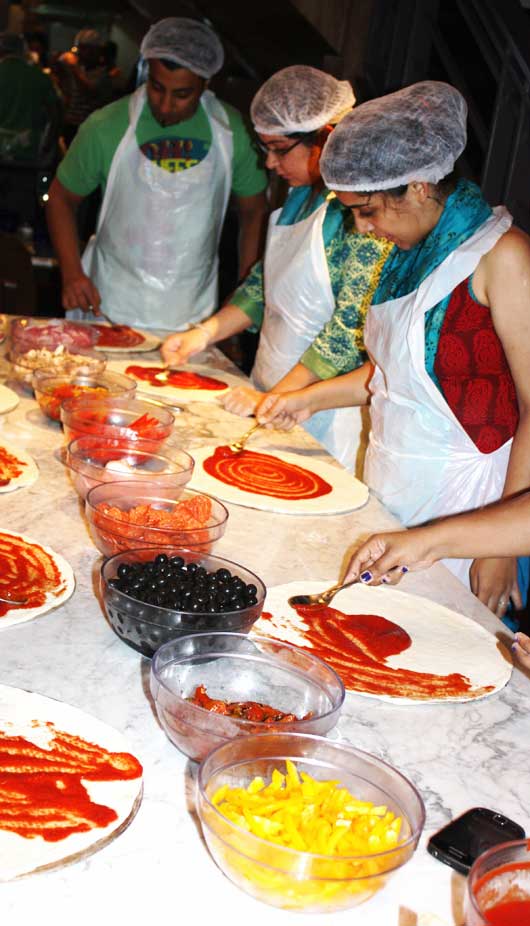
[288,579,359,608]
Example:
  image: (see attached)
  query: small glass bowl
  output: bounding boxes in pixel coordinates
[86,482,228,557]
[150,632,345,762]
[33,369,136,421]
[197,732,425,913]
[65,435,194,500]
[465,839,530,926]
[60,395,174,448]
[101,549,265,657]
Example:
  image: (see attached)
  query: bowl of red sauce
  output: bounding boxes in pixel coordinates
[65,435,195,500]
[466,839,530,926]
[86,482,228,556]
[101,550,265,658]
[60,395,174,449]
[150,631,345,762]
[33,369,137,422]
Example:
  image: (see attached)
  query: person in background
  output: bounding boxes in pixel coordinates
[162,66,393,471]
[102,40,123,99]
[0,31,61,163]
[342,493,530,668]
[55,29,112,146]
[257,81,530,624]
[46,17,268,332]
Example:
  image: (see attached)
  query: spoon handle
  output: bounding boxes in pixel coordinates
[322,578,359,604]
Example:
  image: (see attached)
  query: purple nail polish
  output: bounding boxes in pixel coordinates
[381,576,390,584]
[401,565,409,573]
[360,570,372,582]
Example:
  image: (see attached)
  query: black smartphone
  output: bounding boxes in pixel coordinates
[427,807,525,875]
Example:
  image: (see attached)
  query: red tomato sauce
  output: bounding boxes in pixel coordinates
[482,900,530,925]
[125,366,228,391]
[0,532,66,617]
[259,603,493,699]
[0,723,142,841]
[203,446,332,500]
[0,445,27,486]
[93,325,145,348]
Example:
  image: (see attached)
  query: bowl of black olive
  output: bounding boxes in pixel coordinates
[100,547,267,657]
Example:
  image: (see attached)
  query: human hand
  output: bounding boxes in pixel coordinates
[161,328,208,366]
[512,632,530,670]
[343,527,438,586]
[62,272,101,313]
[256,391,312,431]
[469,556,522,618]
[220,386,262,417]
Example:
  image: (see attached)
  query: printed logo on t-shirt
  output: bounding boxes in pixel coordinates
[139,137,209,172]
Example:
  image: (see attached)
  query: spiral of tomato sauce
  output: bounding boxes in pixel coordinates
[259,603,494,699]
[0,445,27,486]
[0,722,142,841]
[125,365,228,391]
[93,325,145,348]
[203,446,332,500]
[0,532,66,616]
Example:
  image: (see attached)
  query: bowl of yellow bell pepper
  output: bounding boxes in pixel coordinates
[197,732,425,913]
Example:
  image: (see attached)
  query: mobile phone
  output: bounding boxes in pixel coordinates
[427,807,525,875]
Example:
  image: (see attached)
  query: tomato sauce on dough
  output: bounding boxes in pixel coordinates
[125,366,228,391]
[203,446,332,500]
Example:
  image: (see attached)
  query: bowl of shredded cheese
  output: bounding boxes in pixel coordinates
[197,732,425,912]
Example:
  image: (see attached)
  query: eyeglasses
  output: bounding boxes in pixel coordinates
[256,137,304,158]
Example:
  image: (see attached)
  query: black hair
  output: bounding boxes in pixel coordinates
[358,170,458,205]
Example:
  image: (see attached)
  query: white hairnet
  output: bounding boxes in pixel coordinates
[140,17,224,79]
[251,65,355,135]
[321,81,467,191]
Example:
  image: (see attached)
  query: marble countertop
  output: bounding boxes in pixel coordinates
[0,344,528,926]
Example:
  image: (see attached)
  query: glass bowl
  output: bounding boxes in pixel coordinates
[60,395,174,448]
[9,345,105,389]
[101,549,266,657]
[33,369,136,422]
[150,632,345,762]
[465,839,530,926]
[65,435,194,500]
[86,482,228,556]
[9,316,98,353]
[197,733,425,913]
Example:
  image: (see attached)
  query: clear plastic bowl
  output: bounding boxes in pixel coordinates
[60,395,174,449]
[33,369,136,421]
[65,435,194,500]
[197,733,425,913]
[465,839,530,926]
[86,482,228,556]
[150,632,345,762]
[9,345,105,389]
[101,549,265,657]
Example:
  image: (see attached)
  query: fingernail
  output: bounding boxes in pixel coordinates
[360,571,372,583]
[511,641,519,651]
[381,576,390,584]
[401,566,409,573]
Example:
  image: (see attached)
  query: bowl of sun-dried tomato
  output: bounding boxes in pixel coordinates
[33,369,137,422]
[60,396,174,449]
[86,481,229,557]
[150,632,345,762]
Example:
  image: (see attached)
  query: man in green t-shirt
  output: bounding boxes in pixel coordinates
[0,32,61,163]
[47,17,268,331]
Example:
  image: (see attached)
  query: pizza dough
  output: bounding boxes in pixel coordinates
[190,445,369,515]
[0,684,143,880]
[92,326,161,353]
[254,582,512,703]
[0,441,38,493]
[107,359,245,402]
[0,531,75,631]
[0,384,19,414]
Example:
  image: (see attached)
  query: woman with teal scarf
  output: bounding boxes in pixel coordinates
[257,81,530,627]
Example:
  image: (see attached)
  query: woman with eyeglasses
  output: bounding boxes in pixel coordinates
[161,66,393,470]
[256,81,530,626]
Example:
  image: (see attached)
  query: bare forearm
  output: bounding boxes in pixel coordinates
[501,409,530,497]
[199,303,252,345]
[300,363,372,415]
[272,362,319,394]
[422,494,530,560]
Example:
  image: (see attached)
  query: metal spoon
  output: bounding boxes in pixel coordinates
[288,579,358,608]
[0,594,28,606]
[228,420,262,453]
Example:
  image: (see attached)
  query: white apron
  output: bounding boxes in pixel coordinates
[75,86,233,331]
[252,199,363,472]
[363,206,513,584]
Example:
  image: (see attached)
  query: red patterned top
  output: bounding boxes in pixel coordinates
[434,277,519,453]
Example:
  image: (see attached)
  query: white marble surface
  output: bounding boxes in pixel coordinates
[0,344,529,926]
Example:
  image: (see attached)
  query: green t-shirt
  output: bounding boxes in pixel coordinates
[57,92,267,199]
[0,57,60,162]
